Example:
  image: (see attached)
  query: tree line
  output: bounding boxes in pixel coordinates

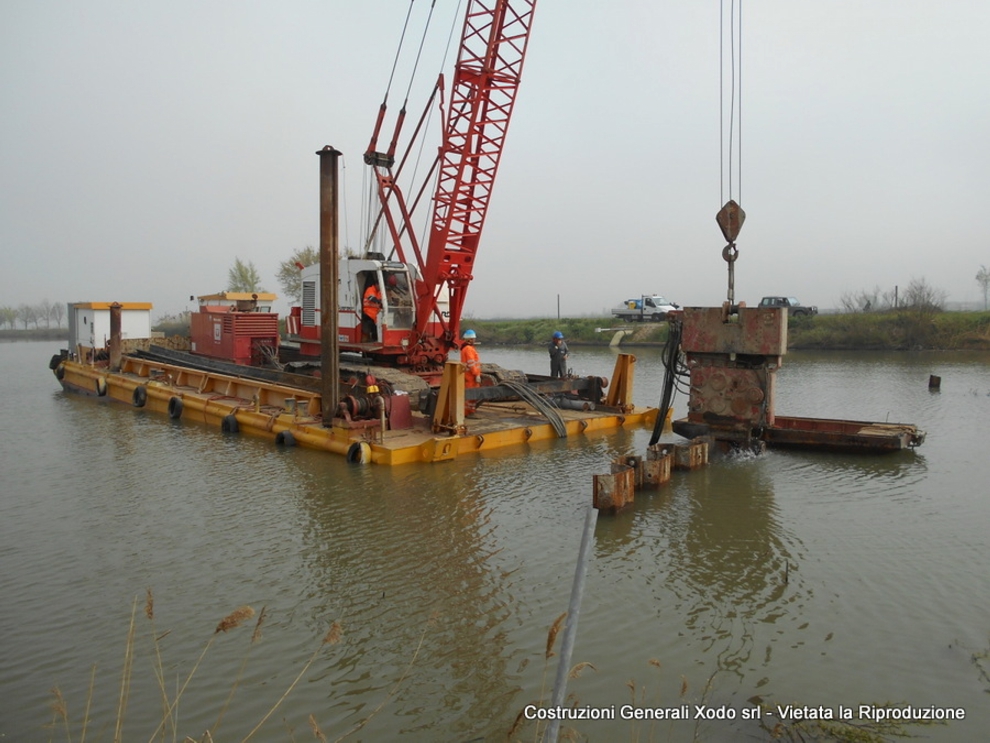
[227,247,318,304]
[0,301,65,330]
[839,272,989,314]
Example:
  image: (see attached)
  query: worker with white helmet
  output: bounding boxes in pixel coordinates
[461,329,481,415]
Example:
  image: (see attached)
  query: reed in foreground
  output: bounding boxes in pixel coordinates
[45,589,344,743]
[44,590,443,743]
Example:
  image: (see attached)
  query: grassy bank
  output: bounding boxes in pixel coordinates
[466,317,670,346]
[786,310,990,350]
[0,328,68,341]
[9,311,987,351]
[467,310,990,351]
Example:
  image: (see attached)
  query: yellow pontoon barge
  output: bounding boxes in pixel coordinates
[51,347,660,466]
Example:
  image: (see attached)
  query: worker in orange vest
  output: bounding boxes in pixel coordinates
[461,328,481,415]
[362,281,382,342]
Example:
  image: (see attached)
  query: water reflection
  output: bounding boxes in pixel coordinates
[290,456,519,737]
[595,452,808,685]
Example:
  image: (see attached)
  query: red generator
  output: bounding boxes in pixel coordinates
[190,292,280,366]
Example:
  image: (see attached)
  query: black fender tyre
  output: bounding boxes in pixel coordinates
[55,364,65,380]
[167,396,183,419]
[221,414,239,434]
[95,377,108,397]
[275,430,296,447]
[346,441,371,464]
[132,385,148,408]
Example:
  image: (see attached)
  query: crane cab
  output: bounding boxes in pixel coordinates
[287,255,450,364]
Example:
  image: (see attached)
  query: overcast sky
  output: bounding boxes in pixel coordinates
[3,0,989,320]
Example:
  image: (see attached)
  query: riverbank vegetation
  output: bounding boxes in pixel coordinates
[467,310,990,351]
[0,327,67,341]
[5,305,988,351]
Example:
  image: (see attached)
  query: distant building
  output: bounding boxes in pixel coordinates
[67,302,153,350]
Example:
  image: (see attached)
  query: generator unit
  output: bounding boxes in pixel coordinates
[190,292,279,366]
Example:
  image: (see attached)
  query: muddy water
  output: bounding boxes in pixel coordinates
[1,340,988,741]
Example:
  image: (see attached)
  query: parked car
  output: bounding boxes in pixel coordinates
[758,296,818,316]
[612,294,679,322]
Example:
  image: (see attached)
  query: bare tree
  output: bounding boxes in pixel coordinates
[37,299,53,328]
[977,265,990,311]
[52,302,65,328]
[901,277,947,311]
[839,285,886,313]
[16,304,37,329]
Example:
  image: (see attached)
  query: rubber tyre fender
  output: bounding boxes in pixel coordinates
[275,430,296,447]
[95,377,108,397]
[132,385,148,408]
[167,396,183,419]
[221,414,239,434]
[346,441,371,464]
[55,363,66,380]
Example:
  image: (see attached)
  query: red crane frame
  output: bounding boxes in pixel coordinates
[366,0,537,364]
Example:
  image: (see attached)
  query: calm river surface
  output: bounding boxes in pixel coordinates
[1,340,988,742]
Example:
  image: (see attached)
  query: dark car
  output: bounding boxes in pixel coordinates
[758,296,818,316]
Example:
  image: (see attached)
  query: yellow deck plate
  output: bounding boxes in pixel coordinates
[54,356,660,465]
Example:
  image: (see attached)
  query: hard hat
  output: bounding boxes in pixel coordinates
[462,329,477,340]
[386,274,398,287]
[552,331,564,339]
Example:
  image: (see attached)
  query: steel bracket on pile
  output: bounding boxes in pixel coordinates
[431,360,466,434]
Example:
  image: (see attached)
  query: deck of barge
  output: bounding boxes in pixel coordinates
[52,352,660,466]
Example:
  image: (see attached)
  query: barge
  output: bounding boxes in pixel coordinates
[50,345,661,466]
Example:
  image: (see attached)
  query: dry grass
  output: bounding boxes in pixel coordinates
[545,612,567,659]
[45,592,349,743]
[44,594,447,743]
[214,606,255,634]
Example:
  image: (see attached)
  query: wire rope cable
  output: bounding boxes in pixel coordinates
[412,0,463,259]
[402,0,438,105]
[720,0,743,207]
[500,380,567,438]
[382,0,419,107]
[340,154,351,255]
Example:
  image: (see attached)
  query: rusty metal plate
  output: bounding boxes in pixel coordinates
[681,307,787,356]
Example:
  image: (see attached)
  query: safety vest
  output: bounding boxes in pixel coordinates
[461,343,481,378]
[363,285,382,321]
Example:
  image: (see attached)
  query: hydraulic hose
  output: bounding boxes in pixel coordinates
[649,318,684,446]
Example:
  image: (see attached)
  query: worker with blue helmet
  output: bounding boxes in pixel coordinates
[548,330,569,378]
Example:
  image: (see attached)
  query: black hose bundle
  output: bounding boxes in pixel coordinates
[648,318,687,446]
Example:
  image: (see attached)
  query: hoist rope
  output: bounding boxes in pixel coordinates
[720,0,743,207]
[412,0,463,260]
[719,0,744,305]
[382,0,418,106]
[340,154,351,255]
[403,0,438,105]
